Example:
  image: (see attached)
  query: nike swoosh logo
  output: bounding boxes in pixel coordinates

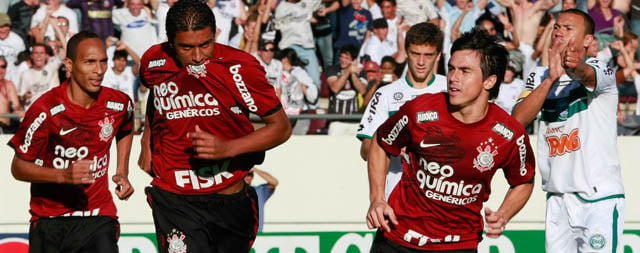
[60,127,78,136]
[419,141,440,148]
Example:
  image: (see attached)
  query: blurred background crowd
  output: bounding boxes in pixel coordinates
[1,0,639,135]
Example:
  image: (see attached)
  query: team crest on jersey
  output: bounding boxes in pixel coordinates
[417,111,438,123]
[589,234,606,249]
[473,138,498,172]
[393,92,403,101]
[98,116,115,142]
[49,104,65,116]
[166,229,187,253]
[187,61,208,79]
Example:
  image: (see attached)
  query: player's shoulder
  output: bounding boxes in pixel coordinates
[489,104,528,139]
[211,43,261,66]
[140,43,180,73]
[100,86,132,103]
[401,92,446,114]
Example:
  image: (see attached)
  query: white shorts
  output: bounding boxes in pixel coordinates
[384,155,405,200]
[546,193,625,253]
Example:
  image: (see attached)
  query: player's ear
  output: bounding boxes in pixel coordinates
[583,34,594,49]
[64,57,73,75]
[483,74,497,91]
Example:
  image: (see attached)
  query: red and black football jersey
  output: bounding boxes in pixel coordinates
[139,43,282,195]
[8,82,133,221]
[376,93,535,250]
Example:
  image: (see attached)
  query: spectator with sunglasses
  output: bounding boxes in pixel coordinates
[253,39,283,98]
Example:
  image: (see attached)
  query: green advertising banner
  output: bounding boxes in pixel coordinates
[113,230,640,253]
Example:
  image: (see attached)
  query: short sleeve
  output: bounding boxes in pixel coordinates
[8,106,51,162]
[357,89,390,140]
[375,101,413,156]
[221,57,283,117]
[586,58,616,93]
[502,133,536,186]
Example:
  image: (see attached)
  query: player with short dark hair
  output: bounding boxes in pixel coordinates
[138,0,292,252]
[8,30,135,253]
[513,9,624,252]
[366,28,535,252]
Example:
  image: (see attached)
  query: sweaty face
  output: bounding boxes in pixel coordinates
[447,49,494,108]
[65,38,108,94]
[173,27,215,67]
[552,13,592,53]
[406,43,439,84]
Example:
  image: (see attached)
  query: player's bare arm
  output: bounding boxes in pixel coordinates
[113,130,134,200]
[366,132,398,232]
[188,109,292,160]
[11,156,95,185]
[512,40,565,126]
[138,116,152,174]
[360,138,372,161]
[484,182,534,238]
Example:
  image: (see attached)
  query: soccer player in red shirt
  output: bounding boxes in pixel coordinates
[8,31,135,252]
[366,28,536,252]
[137,0,292,252]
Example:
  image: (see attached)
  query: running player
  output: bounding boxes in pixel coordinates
[356,22,447,199]
[138,0,292,252]
[512,9,625,252]
[8,31,134,252]
[366,28,535,251]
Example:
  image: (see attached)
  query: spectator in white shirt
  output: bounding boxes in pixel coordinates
[361,18,398,64]
[30,0,79,42]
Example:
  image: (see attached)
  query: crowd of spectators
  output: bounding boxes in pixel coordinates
[1,0,640,134]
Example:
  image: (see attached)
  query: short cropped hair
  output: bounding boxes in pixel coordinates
[66,31,101,60]
[166,0,216,44]
[560,9,594,35]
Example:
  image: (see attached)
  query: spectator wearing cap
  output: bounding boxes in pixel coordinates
[360,18,397,65]
[7,0,39,48]
[494,57,525,115]
[252,39,284,98]
[0,12,26,85]
[361,60,384,107]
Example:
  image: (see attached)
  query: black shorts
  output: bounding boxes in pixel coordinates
[146,185,259,253]
[370,231,477,253]
[29,216,120,253]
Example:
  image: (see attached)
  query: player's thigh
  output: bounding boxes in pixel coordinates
[545,194,578,253]
[29,219,63,253]
[580,198,625,253]
[80,217,120,253]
